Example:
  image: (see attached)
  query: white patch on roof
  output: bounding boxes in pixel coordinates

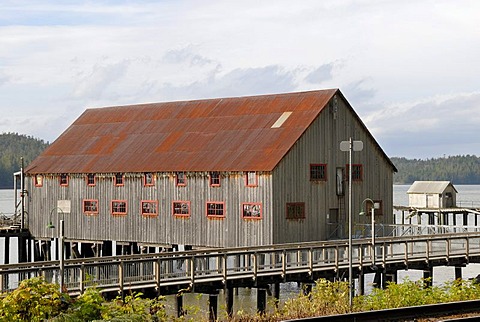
[271,111,292,128]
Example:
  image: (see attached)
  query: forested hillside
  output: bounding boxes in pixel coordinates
[391,155,480,184]
[0,133,49,189]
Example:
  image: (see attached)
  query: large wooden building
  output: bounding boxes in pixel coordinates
[24,89,396,249]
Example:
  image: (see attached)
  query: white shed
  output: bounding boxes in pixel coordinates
[407,181,457,208]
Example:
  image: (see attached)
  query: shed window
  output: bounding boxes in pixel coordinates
[144,173,154,186]
[34,175,43,187]
[173,201,190,217]
[245,172,258,187]
[60,174,69,186]
[209,172,221,187]
[111,200,127,215]
[286,202,305,220]
[141,200,158,216]
[176,172,186,186]
[206,202,225,218]
[346,164,363,181]
[114,173,124,186]
[86,174,96,186]
[242,202,262,219]
[310,164,327,181]
[83,199,98,215]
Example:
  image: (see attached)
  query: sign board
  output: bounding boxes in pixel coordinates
[57,200,71,214]
[340,140,363,152]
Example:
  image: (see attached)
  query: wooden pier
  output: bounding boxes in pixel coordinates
[2,229,480,318]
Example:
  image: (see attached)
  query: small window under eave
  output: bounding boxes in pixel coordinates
[271,111,292,128]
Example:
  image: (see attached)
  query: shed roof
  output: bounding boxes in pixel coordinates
[407,181,458,194]
[26,89,396,174]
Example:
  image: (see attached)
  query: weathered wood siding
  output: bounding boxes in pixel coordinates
[26,172,273,248]
[271,94,394,243]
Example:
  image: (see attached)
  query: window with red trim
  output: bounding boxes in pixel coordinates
[209,172,220,187]
[83,199,99,215]
[245,172,258,187]
[286,202,305,220]
[141,200,158,216]
[173,201,190,217]
[60,174,69,186]
[310,164,327,181]
[242,202,262,219]
[111,200,127,215]
[144,173,154,186]
[346,164,363,181]
[34,175,43,187]
[86,174,96,186]
[114,173,124,186]
[176,172,186,186]
[206,201,225,218]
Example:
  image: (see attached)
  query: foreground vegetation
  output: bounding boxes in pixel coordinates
[2,277,480,321]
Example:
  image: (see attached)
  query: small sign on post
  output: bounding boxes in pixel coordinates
[57,200,71,214]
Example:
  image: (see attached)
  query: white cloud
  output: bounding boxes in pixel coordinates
[0,0,479,157]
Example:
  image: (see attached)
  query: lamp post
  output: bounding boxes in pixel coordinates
[47,207,65,292]
[340,138,363,308]
[360,198,376,268]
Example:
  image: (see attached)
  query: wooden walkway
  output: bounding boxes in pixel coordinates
[2,229,480,296]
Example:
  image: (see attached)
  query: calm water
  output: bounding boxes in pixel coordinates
[1,186,480,315]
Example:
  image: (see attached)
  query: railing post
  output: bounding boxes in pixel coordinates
[281,250,286,278]
[119,261,124,298]
[79,264,85,294]
[0,274,4,292]
[253,253,257,280]
[154,258,161,291]
[189,256,195,286]
[222,254,227,283]
[308,248,313,276]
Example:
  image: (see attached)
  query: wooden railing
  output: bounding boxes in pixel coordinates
[1,232,480,295]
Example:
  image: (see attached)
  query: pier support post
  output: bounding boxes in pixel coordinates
[423,267,433,287]
[358,272,365,295]
[208,293,218,322]
[257,288,267,315]
[455,266,462,280]
[175,294,184,317]
[302,283,312,297]
[373,271,382,288]
[4,236,10,264]
[225,286,234,318]
[273,282,281,307]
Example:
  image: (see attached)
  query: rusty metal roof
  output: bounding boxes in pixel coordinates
[26,89,392,174]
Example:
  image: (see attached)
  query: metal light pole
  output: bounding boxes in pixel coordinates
[47,207,66,292]
[360,198,376,268]
[340,138,363,308]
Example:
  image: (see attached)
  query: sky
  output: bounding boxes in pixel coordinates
[0,0,479,159]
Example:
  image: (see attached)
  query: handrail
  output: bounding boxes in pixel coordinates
[2,232,480,294]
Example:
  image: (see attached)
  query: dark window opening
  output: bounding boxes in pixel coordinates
[141,200,158,216]
[144,173,154,186]
[112,200,127,215]
[83,199,98,214]
[87,174,96,186]
[346,164,363,181]
[310,164,327,181]
[60,174,68,186]
[176,172,186,186]
[209,172,221,186]
[242,203,262,219]
[286,202,305,220]
[114,173,124,186]
[173,201,190,217]
[207,202,225,217]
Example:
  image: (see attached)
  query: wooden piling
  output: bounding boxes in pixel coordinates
[257,288,267,314]
[225,286,234,318]
[208,293,218,322]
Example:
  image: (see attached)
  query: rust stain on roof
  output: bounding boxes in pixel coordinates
[26,89,342,174]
